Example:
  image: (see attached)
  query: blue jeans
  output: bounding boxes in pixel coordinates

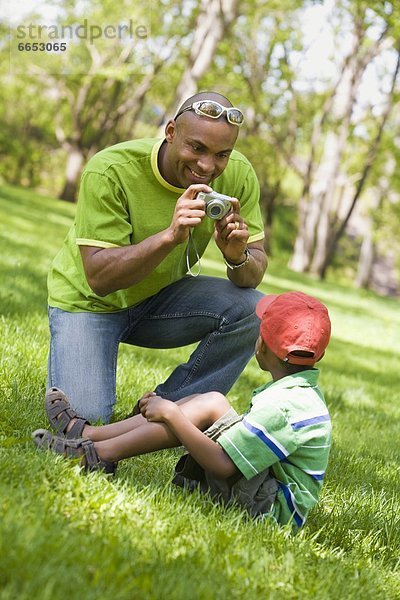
[48,275,263,422]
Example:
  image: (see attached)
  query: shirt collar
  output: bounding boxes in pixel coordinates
[252,369,320,397]
[150,139,186,194]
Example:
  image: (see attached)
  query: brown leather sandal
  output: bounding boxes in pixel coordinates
[32,429,117,474]
[45,387,90,439]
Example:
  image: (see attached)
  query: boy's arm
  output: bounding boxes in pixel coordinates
[140,396,239,480]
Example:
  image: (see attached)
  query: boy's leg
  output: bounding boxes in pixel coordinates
[90,392,232,462]
[83,393,205,441]
[48,307,130,423]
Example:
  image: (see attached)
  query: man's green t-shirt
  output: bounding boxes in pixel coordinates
[48,138,265,313]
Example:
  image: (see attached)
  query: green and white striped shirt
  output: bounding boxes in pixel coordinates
[218,369,332,529]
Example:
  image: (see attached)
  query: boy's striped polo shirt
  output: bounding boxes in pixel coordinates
[218,369,332,529]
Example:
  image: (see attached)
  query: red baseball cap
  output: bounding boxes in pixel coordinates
[256,291,331,366]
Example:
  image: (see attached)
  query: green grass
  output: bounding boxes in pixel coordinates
[1,183,399,599]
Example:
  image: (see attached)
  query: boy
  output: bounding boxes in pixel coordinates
[33,291,332,530]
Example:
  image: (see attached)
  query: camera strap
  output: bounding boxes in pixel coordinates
[186,228,201,277]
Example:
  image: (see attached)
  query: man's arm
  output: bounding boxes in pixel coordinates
[79,184,212,297]
[80,232,176,297]
[226,241,267,288]
[140,395,239,480]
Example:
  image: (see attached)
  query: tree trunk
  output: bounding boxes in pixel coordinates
[288,76,339,273]
[355,190,383,290]
[58,145,85,202]
[308,36,367,275]
[356,154,396,289]
[289,10,390,275]
[317,47,400,278]
[356,222,375,289]
[260,182,280,256]
[172,0,239,110]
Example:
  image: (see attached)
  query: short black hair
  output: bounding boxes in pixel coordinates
[175,91,233,116]
[278,351,317,374]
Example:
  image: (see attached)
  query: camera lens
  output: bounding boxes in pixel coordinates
[210,204,222,218]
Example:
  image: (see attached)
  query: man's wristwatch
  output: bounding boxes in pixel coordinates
[224,247,251,270]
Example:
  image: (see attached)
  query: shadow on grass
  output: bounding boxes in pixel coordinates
[0,185,75,317]
[0,234,49,316]
[0,451,250,600]
[0,184,74,221]
[308,445,400,570]
[326,337,400,390]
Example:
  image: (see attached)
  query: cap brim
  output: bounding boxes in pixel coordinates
[256,294,278,319]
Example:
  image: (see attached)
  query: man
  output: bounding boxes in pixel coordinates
[47,91,267,422]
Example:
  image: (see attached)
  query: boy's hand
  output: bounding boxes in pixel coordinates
[139,393,179,422]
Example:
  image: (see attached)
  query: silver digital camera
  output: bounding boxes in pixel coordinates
[197,191,232,220]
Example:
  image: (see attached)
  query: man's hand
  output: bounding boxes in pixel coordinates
[139,393,179,423]
[214,198,249,264]
[79,184,213,296]
[168,184,212,244]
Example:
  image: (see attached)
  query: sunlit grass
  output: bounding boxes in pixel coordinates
[0,184,399,599]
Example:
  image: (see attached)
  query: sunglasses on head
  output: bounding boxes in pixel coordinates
[174,100,244,126]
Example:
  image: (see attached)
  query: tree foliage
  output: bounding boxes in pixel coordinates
[0,0,399,293]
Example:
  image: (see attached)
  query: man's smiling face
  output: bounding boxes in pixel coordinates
[161,112,239,189]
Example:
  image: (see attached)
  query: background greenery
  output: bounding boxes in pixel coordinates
[1,0,400,290]
[0,185,399,599]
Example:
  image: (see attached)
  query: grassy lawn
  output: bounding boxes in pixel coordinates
[0,184,399,599]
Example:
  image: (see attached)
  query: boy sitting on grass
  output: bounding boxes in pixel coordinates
[33,291,332,530]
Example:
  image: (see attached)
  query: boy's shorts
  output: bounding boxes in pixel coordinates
[172,408,278,518]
